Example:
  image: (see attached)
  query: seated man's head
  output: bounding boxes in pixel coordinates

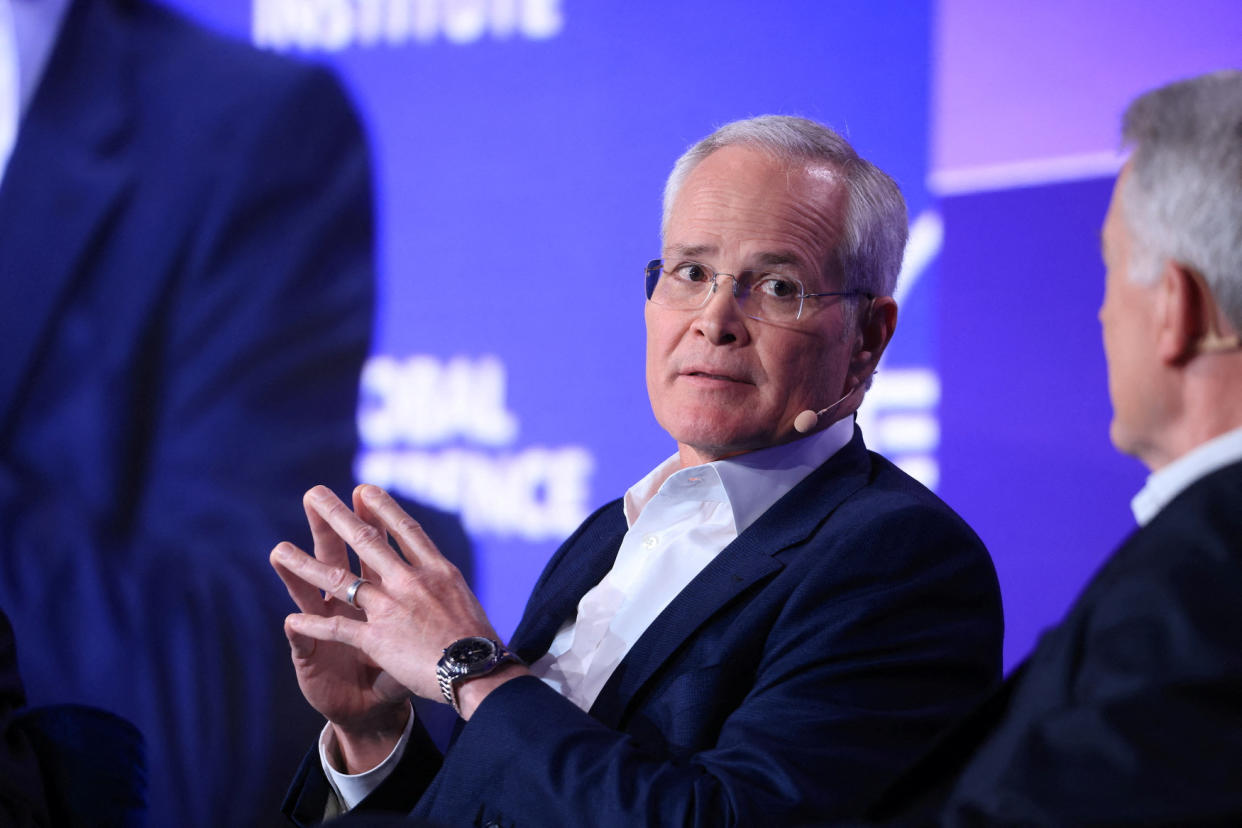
[1100,71,1242,468]
[645,116,906,467]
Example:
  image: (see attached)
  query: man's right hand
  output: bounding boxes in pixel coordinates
[270,488,411,773]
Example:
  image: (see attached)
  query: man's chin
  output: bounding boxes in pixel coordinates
[669,424,778,464]
[1108,418,1155,468]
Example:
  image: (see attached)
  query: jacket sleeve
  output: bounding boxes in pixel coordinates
[283,714,447,827]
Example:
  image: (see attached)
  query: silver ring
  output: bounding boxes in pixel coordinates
[345,577,371,609]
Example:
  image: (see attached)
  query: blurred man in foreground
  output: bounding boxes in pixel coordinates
[0,0,373,823]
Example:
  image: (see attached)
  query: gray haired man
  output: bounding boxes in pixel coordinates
[867,70,1242,826]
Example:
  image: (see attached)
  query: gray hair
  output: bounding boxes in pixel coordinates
[661,115,908,298]
[1121,70,1242,330]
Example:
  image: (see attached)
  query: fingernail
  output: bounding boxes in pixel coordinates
[310,486,333,503]
[361,485,383,503]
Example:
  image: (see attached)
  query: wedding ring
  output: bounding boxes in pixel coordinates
[345,577,371,609]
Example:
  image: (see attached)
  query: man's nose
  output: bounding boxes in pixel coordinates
[694,275,750,345]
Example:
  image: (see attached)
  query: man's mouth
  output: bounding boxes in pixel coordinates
[682,369,751,384]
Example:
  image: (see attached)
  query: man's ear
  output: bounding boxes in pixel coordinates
[1155,262,1221,364]
[850,296,898,383]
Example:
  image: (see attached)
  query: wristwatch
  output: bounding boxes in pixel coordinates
[435,636,523,715]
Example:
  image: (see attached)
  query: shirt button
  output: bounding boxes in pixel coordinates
[643,534,658,550]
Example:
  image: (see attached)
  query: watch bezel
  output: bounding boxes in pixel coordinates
[436,636,522,715]
[444,636,499,673]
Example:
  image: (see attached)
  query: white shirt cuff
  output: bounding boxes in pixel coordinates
[318,702,416,811]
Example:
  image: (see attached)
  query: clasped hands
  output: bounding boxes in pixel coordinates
[270,484,527,772]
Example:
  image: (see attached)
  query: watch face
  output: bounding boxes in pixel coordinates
[447,636,495,666]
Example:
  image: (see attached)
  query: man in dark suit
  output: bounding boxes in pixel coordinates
[0,0,373,825]
[863,70,1242,825]
[273,115,1003,826]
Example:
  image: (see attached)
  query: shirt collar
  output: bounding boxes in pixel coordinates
[1131,424,1242,526]
[623,416,855,533]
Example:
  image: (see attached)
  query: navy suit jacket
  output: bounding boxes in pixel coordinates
[0,1,374,825]
[867,459,1242,826]
[287,430,1003,826]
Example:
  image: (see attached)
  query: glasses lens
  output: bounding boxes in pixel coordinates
[644,259,663,300]
[745,275,804,322]
[649,262,714,309]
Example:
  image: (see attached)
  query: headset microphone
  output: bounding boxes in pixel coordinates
[793,387,854,434]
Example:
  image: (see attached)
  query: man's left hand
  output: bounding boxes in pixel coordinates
[273,484,526,718]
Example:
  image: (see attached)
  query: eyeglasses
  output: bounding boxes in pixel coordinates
[644,259,872,323]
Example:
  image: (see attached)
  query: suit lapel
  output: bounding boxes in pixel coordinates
[0,0,132,425]
[589,430,873,728]
[586,536,783,729]
[509,503,628,663]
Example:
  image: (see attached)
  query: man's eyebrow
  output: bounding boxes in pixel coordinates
[665,243,715,259]
[752,252,802,269]
[663,246,804,269]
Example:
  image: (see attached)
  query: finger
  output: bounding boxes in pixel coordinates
[283,615,317,660]
[358,556,383,591]
[357,485,442,567]
[270,542,328,614]
[271,542,388,614]
[353,487,397,578]
[305,486,349,570]
[286,610,367,651]
[306,485,405,580]
[353,484,381,529]
[343,574,376,613]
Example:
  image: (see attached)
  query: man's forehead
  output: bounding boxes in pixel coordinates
[697,142,838,174]
[685,146,842,196]
[664,148,845,277]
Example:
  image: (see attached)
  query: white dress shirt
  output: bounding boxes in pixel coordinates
[319,702,417,809]
[0,0,71,182]
[1130,425,1242,526]
[529,415,854,710]
[324,416,857,808]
